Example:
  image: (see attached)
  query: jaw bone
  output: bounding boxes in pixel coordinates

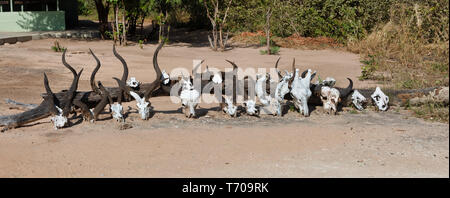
[129,91,151,120]
[290,69,313,116]
[371,87,389,111]
[351,90,367,110]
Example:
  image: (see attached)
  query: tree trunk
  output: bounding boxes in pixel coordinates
[94,0,110,40]
[265,7,272,55]
[122,0,127,46]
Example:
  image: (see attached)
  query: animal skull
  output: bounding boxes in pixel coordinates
[129,91,151,120]
[320,86,340,115]
[179,77,200,118]
[256,73,271,106]
[244,100,258,115]
[290,69,313,116]
[351,90,367,110]
[371,87,389,111]
[223,96,238,117]
[110,103,124,122]
[126,77,140,88]
[50,106,68,130]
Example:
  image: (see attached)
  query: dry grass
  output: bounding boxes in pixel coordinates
[347,2,449,89]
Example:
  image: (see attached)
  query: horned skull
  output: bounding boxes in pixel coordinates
[290,69,314,116]
[320,86,340,115]
[179,76,200,118]
[50,106,68,130]
[371,87,389,111]
[126,77,140,88]
[351,90,367,110]
[129,91,151,120]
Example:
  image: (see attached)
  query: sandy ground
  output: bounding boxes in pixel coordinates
[0,39,448,177]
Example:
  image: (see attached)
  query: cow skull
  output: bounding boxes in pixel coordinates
[290,69,313,116]
[320,86,340,115]
[351,90,367,110]
[179,76,200,118]
[129,91,151,120]
[50,106,68,130]
[371,87,389,111]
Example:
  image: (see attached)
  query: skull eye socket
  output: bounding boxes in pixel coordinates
[375,95,381,101]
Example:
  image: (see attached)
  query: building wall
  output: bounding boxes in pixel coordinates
[0,11,65,32]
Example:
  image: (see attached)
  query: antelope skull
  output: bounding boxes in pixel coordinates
[126,77,140,88]
[161,70,170,85]
[351,90,367,110]
[110,103,124,122]
[223,96,238,117]
[244,100,258,115]
[51,106,68,130]
[129,91,151,120]
[179,76,200,118]
[371,87,389,111]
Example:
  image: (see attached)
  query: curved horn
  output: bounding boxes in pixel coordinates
[274,57,282,79]
[339,78,354,98]
[225,60,238,70]
[142,41,165,100]
[43,73,59,114]
[98,81,113,105]
[113,45,129,82]
[192,60,205,76]
[89,48,101,94]
[291,58,296,75]
[301,69,308,78]
[62,49,77,78]
[62,69,83,117]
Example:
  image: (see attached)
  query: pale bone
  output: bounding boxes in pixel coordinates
[126,77,140,88]
[110,103,124,122]
[223,96,237,117]
[50,106,68,130]
[371,87,389,111]
[290,69,313,116]
[129,91,151,120]
[161,70,170,85]
[351,90,367,110]
[179,77,200,118]
[320,86,340,114]
[244,100,258,115]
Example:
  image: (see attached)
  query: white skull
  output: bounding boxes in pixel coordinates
[371,87,389,111]
[223,96,238,117]
[110,103,124,122]
[126,77,140,88]
[244,100,258,115]
[275,72,292,101]
[51,106,68,130]
[290,69,313,116]
[351,90,367,110]
[255,73,271,106]
[129,91,151,120]
[179,78,200,118]
[162,70,170,85]
[320,86,340,115]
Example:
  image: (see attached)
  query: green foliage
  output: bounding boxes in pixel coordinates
[78,0,94,16]
[51,40,66,52]
[359,54,377,80]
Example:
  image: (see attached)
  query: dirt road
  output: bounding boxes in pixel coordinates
[0,39,448,177]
